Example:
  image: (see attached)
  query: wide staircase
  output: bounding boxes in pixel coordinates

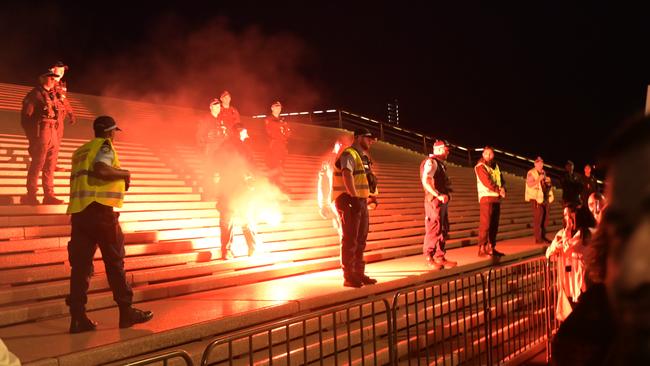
[0,82,562,365]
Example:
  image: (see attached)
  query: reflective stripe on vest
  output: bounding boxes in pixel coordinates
[475,162,502,202]
[331,147,370,200]
[66,138,125,214]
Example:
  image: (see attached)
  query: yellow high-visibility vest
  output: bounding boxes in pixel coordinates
[331,147,370,201]
[525,168,554,204]
[475,161,502,202]
[66,138,125,214]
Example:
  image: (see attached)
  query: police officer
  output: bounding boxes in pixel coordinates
[66,116,153,333]
[50,61,76,171]
[474,146,506,257]
[20,71,65,205]
[332,128,378,287]
[216,123,260,259]
[264,101,292,191]
[196,98,229,200]
[218,90,241,130]
[420,140,457,269]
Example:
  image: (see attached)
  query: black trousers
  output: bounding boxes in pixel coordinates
[423,199,448,258]
[67,202,133,315]
[531,201,549,242]
[478,201,501,248]
[335,193,369,278]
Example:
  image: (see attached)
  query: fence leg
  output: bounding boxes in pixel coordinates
[338,109,343,129]
[423,136,428,154]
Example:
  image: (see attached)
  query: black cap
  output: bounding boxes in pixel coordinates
[93,116,122,133]
[51,61,69,70]
[40,71,59,78]
[353,127,377,138]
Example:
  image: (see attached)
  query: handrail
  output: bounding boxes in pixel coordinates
[123,350,193,366]
[251,108,589,184]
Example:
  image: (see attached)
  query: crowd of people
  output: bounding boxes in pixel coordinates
[15,65,648,364]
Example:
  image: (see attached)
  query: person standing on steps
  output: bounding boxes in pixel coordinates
[526,156,554,244]
[420,140,458,270]
[20,71,66,205]
[332,128,379,288]
[66,116,153,333]
[474,146,506,257]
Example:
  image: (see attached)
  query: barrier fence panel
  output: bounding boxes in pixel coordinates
[486,257,550,365]
[545,257,561,362]
[200,297,393,366]
[124,350,194,366]
[390,272,490,365]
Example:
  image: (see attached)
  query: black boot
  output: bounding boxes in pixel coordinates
[343,272,363,288]
[119,306,154,328]
[69,314,98,334]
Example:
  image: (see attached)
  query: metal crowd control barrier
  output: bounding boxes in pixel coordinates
[390,271,490,365]
[200,296,393,366]
[390,256,556,365]
[198,256,560,365]
[485,257,550,365]
[123,350,194,366]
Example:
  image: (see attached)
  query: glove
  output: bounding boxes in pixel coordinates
[124,175,131,192]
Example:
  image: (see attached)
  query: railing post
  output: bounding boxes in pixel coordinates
[468,149,472,166]
[337,109,343,129]
[422,136,428,154]
[484,271,494,366]
[545,259,553,364]
[380,122,385,140]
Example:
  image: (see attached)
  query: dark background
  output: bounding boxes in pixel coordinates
[1,1,649,169]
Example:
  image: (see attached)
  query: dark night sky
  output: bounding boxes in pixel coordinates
[1,1,649,168]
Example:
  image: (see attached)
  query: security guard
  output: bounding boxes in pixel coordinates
[66,116,153,333]
[474,146,506,257]
[420,140,457,269]
[332,128,378,287]
[20,71,65,205]
[264,101,292,191]
[525,156,555,243]
[50,61,77,171]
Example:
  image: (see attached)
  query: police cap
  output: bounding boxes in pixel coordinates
[93,116,122,133]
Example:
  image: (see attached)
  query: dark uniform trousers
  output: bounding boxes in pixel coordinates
[423,198,448,258]
[25,120,59,196]
[531,201,549,242]
[218,200,257,256]
[335,193,369,278]
[478,201,501,248]
[66,202,133,315]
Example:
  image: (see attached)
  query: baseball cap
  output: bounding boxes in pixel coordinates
[40,71,60,78]
[93,116,122,133]
[51,61,69,70]
[534,156,543,163]
[209,98,221,107]
[353,127,377,138]
[220,90,231,99]
[432,139,448,156]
